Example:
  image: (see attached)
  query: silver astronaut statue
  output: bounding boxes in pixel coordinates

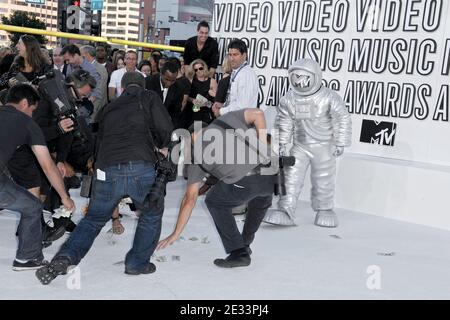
[264,59,352,228]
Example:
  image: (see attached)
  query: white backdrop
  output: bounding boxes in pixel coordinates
[212,0,450,167]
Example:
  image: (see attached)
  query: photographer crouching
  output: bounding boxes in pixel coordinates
[157,108,284,268]
[0,84,75,271]
[33,69,96,244]
[36,72,174,285]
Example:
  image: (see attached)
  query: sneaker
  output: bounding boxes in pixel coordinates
[125,262,156,275]
[12,259,49,271]
[35,256,71,285]
[213,249,251,268]
[65,220,77,233]
[42,223,66,246]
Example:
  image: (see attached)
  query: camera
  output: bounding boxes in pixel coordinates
[142,138,179,210]
[273,156,296,196]
[37,70,93,144]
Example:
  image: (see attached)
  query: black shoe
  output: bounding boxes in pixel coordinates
[125,262,156,275]
[65,220,77,233]
[35,256,71,285]
[42,223,66,244]
[12,259,49,271]
[214,249,251,268]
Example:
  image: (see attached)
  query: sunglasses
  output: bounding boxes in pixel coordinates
[194,67,204,72]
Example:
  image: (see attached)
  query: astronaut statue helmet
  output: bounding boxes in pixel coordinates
[288,58,323,97]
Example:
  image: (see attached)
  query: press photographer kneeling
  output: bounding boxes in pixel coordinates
[36,71,174,285]
[32,69,96,243]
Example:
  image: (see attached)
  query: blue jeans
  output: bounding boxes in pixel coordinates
[0,172,44,261]
[56,161,162,271]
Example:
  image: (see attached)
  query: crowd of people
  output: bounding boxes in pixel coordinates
[0,20,272,284]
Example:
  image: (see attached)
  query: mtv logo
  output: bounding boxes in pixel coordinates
[298,75,311,88]
[360,120,397,147]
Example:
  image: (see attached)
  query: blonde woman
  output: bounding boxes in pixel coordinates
[184,59,217,126]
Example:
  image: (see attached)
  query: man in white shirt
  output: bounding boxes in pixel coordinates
[52,47,66,76]
[212,39,259,117]
[108,50,139,100]
[95,45,114,77]
[211,39,259,215]
[80,45,108,121]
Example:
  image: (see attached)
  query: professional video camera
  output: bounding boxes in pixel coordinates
[0,72,48,104]
[12,72,48,86]
[37,70,93,144]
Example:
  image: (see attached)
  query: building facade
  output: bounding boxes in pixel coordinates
[138,0,155,43]
[101,0,140,45]
[0,0,214,49]
[0,0,59,47]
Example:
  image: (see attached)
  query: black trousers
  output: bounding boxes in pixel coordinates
[205,174,273,254]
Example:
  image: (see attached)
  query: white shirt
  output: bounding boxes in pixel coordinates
[160,78,168,103]
[53,64,64,74]
[108,67,140,97]
[220,62,259,116]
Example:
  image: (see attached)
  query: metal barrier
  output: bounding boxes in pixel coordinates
[0,24,185,52]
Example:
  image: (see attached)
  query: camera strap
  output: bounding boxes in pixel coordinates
[137,89,160,159]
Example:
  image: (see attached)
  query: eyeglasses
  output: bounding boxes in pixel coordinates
[194,67,204,72]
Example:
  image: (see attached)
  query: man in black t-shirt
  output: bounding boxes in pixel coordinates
[183,21,219,78]
[0,84,75,271]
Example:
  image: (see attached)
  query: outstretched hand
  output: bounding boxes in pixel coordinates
[61,196,75,213]
[157,233,179,250]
